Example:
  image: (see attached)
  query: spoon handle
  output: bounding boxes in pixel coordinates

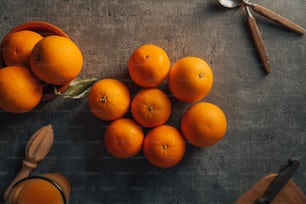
[246,6,271,73]
[251,4,305,35]
[3,159,37,200]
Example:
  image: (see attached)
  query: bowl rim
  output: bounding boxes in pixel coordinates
[3,20,69,39]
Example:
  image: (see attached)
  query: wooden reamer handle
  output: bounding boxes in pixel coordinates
[3,159,37,200]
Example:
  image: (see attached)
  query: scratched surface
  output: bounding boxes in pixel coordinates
[0,0,305,203]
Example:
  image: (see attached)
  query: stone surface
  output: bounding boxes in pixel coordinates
[0,0,305,203]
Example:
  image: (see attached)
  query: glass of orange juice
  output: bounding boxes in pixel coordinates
[6,173,71,204]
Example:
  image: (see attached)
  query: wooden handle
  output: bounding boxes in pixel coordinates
[3,159,37,200]
[252,4,305,35]
[247,16,271,73]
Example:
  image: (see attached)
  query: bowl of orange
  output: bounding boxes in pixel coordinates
[0,21,81,102]
[0,21,69,68]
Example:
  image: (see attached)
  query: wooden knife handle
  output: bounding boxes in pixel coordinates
[252,4,306,35]
[247,16,271,73]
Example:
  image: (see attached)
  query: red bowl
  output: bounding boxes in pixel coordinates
[0,21,71,101]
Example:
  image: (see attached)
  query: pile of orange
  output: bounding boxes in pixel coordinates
[88,44,227,168]
[0,24,83,113]
[1,24,227,168]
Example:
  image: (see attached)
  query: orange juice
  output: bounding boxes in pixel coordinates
[7,173,71,204]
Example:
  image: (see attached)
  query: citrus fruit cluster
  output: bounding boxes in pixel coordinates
[0,27,83,113]
[88,44,227,168]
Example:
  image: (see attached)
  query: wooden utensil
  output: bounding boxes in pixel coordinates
[218,0,306,35]
[235,175,306,204]
[3,124,54,200]
[235,159,306,204]
[244,0,305,35]
[246,5,271,73]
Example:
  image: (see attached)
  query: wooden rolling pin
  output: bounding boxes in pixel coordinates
[3,124,54,200]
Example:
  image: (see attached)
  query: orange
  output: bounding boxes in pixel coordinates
[0,66,43,113]
[168,56,213,102]
[30,35,83,85]
[104,118,144,158]
[1,30,43,66]
[128,44,170,88]
[131,88,171,128]
[88,79,130,121]
[181,102,227,147]
[143,125,186,168]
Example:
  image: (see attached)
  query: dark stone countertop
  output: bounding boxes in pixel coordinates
[0,0,305,203]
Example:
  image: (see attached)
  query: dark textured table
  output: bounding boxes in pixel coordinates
[1,0,305,203]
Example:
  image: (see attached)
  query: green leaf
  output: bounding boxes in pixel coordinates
[56,78,98,99]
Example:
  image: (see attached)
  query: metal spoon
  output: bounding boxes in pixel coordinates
[218,0,305,35]
[3,124,54,200]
